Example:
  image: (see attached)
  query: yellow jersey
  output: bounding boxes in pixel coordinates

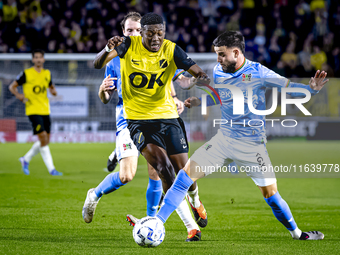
[116,36,195,120]
[16,67,52,116]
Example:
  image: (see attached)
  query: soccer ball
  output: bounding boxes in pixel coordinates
[133,216,165,247]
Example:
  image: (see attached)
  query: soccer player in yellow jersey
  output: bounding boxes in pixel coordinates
[9,49,62,176]
[83,12,205,242]
[92,13,210,239]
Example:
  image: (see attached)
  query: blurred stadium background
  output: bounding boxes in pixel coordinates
[0,0,340,143]
[0,54,339,143]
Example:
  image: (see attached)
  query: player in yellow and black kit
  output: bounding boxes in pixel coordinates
[93,13,210,237]
[9,49,62,176]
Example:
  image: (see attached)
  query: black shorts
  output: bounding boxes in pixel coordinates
[28,115,51,135]
[127,118,189,155]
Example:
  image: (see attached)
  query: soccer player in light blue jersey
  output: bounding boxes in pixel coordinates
[155,31,328,240]
[82,12,205,242]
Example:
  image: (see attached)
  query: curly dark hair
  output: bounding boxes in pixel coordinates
[213,31,245,55]
[140,13,164,27]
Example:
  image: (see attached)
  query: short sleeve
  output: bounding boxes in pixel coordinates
[172,69,185,81]
[16,71,26,85]
[115,36,131,58]
[173,45,196,71]
[259,64,290,89]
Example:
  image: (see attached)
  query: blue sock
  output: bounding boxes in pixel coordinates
[94,172,126,198]
[156,170,193,223]
[146,178,163,217]
[264,192,297,231]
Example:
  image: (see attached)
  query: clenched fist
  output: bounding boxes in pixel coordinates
[107,36,125,50]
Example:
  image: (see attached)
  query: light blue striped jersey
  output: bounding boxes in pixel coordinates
[211,58,318,142]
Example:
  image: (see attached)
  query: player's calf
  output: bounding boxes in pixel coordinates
[265,191,324,240]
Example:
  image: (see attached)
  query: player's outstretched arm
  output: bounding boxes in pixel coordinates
[49,84,57,96]
[175,75,206,90]
[174,74,192,90]
[309,70,329,91]
[187,64,210,80]
[98,74,117,104]
[9,80,27,103]
[93,36,124,69]
[284,70,329,98]
[185,64,211,88]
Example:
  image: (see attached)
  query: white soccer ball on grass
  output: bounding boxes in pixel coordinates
[133,216,165,247]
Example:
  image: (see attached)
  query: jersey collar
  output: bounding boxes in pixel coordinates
[233,57,246,73]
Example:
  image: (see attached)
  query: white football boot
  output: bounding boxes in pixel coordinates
[82,188,99,223]
[298,231,324,240]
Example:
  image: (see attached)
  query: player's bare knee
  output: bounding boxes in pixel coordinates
[263,190,277,199]
[185,159,203,180]
[38,132,49,146]
[119,157,138,183]
[259,183,278,198]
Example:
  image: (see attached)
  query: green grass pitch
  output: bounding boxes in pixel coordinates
[0,141,339,254]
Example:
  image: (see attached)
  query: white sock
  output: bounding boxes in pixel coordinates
[39,145,55,172]
[90,190,100,202]
[187,186,201,208]
[175,199,199,232]
[24,141,41,162]
[290,227,302,239]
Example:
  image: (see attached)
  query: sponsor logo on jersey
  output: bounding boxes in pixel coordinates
[219,90,232,99]
[242,73,252,82]
[159,59,168,68]
[180,138,187,148]
[204,144,212,150]
[256,152,265,170]
[132,59,141,65]
[33,85,46,94]
[123,143,132,151]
